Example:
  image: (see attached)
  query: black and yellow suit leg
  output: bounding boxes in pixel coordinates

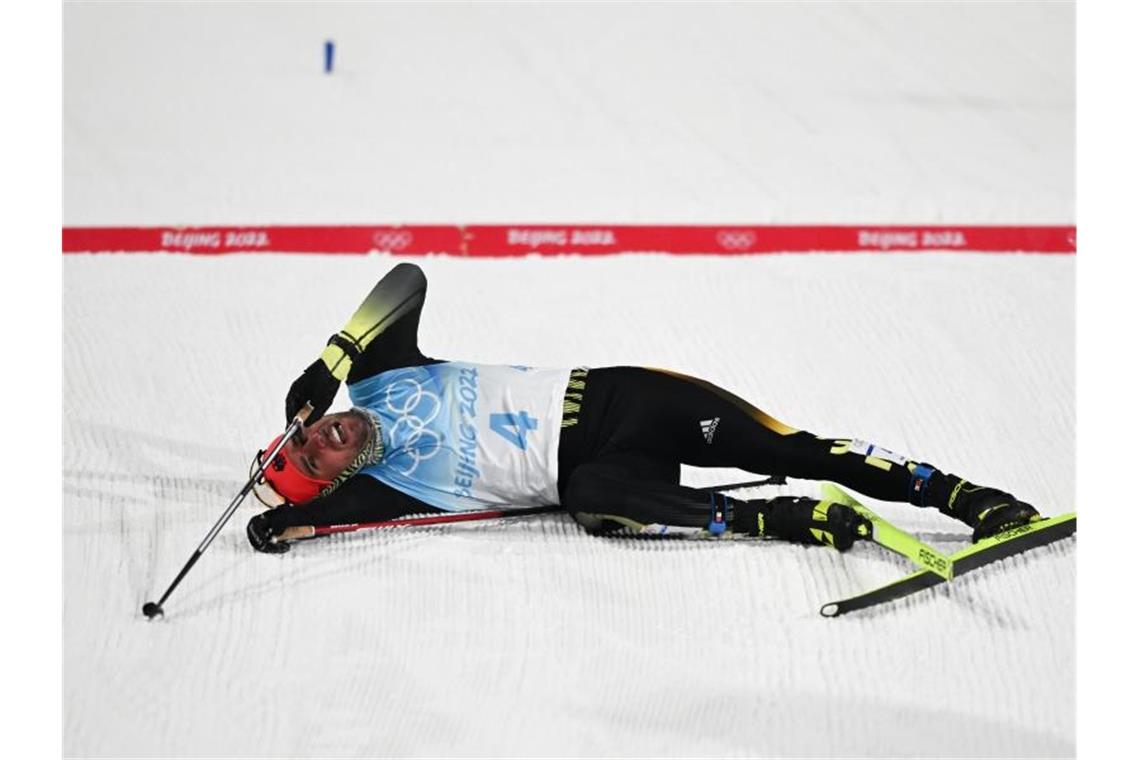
[558,367,938,539]
[643,367,934,506]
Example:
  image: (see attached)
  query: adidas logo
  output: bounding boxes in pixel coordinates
[700,417,720,444]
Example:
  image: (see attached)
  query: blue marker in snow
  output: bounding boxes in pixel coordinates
[324,40,335,73]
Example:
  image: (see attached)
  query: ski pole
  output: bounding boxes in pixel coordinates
[704,475,786,491]
[276,504,562,542]
[274,475,788,543]
[141,403,314,619]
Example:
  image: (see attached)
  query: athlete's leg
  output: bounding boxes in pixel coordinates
[561,451,687,535]
[583,367,1038,540]
[586,367,917,498]
[561,451,867,549]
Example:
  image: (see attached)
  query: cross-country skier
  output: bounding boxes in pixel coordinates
[246,263,1041,554]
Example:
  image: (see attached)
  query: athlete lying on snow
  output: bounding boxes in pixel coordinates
[246,263,1041,554]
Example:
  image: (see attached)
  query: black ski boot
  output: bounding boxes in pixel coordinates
[941,477,1041,542]
[735,496,870,551]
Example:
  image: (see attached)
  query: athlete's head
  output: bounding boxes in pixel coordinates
[252,407,384,507]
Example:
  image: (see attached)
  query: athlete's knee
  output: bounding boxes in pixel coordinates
[562,468,594,513]
[568,511,617,535]
[562,468,621,535]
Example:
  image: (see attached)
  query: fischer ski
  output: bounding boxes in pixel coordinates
[821,483,952,579]
[819,511,1076,617]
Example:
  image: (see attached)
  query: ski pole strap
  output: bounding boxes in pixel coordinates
[708,493,729,536]
[909,463,936,507]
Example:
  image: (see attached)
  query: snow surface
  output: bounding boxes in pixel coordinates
[64,253,1074,758]
[63,3,1075,757]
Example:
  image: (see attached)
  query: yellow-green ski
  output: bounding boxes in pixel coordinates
[820,511,1077,617]
[821,483,953,580]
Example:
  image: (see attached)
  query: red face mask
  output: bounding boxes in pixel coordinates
[253,434,334,506]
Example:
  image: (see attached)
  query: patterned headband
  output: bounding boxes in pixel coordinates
[318,407,385,498]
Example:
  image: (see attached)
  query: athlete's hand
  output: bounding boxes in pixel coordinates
[285,359,340,426]
[247,512,290,554]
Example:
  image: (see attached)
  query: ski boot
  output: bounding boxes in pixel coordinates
[735,496,871,551]
[940,475,1040,542]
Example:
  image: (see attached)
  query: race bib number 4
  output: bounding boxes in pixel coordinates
[490,411,538,451]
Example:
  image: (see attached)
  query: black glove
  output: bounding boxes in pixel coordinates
[247,512,290,554]
[285,358,341,426]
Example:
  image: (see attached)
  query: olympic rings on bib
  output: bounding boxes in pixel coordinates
[384,376,444,476]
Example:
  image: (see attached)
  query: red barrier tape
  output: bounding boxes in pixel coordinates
[62,224,1075,255]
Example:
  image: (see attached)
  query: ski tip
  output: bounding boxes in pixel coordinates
[820,603,840,618]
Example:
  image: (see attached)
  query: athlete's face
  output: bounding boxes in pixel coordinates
[284,410,369,482]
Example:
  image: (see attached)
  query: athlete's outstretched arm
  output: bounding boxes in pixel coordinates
[285,263,430,424]
[246,475,441,553]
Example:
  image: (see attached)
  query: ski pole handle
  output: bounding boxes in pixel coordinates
[292,402,315,428]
